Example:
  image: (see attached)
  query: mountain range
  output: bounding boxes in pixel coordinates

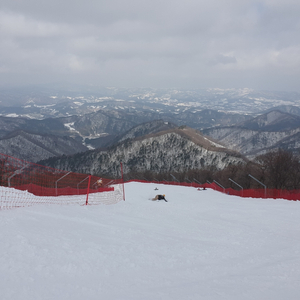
[1,87,300,174]
[0,130,87,163]
[203,110,300,159]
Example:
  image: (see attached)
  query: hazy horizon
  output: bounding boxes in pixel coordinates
[1,1,300,92]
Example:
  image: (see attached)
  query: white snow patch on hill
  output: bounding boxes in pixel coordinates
[0,182,300,300]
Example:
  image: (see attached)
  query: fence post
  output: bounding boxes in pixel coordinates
[229,178,244,197]
[8,166,27,187]
[55,171,71,196]
[193,178,202,185]
[77,175,90,195]
[213,180,225,193]
[170,174,179,184]
[86,174,91,205]
[248,174,267,198]
[185,177,193,187]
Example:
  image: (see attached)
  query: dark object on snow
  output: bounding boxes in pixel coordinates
[158,194,167,202]
[197,187,206,191]
[152,194,168,202]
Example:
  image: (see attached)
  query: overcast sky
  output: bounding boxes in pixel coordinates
[1,0,300,92]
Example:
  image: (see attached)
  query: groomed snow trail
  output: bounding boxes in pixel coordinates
[0,182,300,300]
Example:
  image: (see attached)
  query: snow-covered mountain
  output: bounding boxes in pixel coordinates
[0,115,72,139]
[203,110,300,158]
[239,110,300,131]
[87,119,178,149]
[0,131,87,162]
[40,126,246,177]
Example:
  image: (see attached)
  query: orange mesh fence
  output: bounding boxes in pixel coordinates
[0,153,124,209]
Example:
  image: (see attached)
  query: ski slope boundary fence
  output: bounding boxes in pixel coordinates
[0,153,125,209]
[128,180,300,201]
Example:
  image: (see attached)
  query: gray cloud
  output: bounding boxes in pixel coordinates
[209,54,237,65]
[0,0,300,91]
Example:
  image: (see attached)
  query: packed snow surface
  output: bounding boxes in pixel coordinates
[1,182,300,300]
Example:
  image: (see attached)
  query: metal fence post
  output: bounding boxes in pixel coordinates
[55,171,71,196]
[229,178,244,197]
[213,180,225,193]
[248,174,267,198]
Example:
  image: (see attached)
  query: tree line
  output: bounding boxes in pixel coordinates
[123,149,300,191]
[1,148,299,191]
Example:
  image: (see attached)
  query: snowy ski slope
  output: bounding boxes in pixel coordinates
[0,182,300,300]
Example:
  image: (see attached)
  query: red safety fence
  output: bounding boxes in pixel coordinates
[0,153,125,209]
[205,182,300,200]
[127,179,300,201]
[2,150,300,210]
